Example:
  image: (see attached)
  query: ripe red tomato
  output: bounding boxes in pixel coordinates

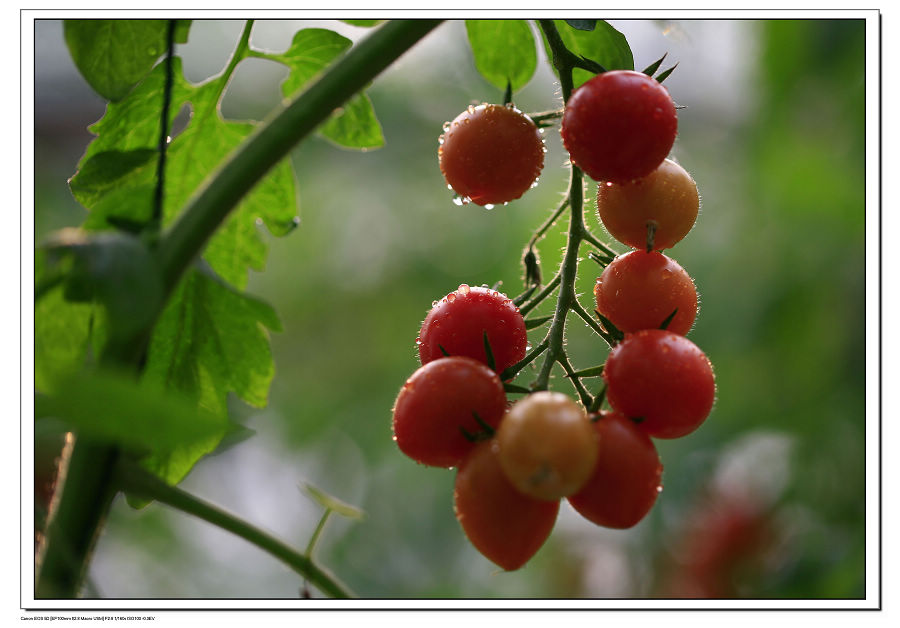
[567,411,663,528]
[418,284,528,375]
[596,158,699,251]
[561,70,677,184]
[454,440,559,570]
[494,391,597,500]
[594,250,698,336]
[439,103,545,206]
[392,356,507,468]
[603,329,715,439]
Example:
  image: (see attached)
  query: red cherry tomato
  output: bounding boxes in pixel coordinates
[418,284,528,375]
[392,356,507,468]
[494,391,597,500]
[567,411,663,528]
[603,329,715,439]
[561,70,677,184]
[596,158,700,251]
[439,103,545,206]
[454,440,559,570]
[594,250,698,336]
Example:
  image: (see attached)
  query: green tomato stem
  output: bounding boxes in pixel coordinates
[115,460,354,599]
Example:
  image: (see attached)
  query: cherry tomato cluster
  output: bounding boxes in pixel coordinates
[394,68,717,571]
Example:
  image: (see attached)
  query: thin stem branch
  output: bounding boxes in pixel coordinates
[571,299,615,347]
[580,224,618,258]
[518,272,560,317]
[500,339,549,382]
[557,353,593,408]
[116,460,354,599]
[305,510,333,558]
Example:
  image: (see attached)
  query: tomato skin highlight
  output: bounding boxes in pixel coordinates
[596,158,699,251]
[567,411,663,528]
[561,70,677,184]
[418,285,528,375]
[439,103,545,206]
[494,391,598,500]
[392,356,507,468]
[603,329,716,439]
[594,250,698,336]
[454,441,559,571]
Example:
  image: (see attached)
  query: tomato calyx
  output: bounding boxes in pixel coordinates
[459,411,498,443]
[659,308,679,331]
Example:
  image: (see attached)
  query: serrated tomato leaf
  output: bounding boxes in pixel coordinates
[137,266,281,487]
[465,20,537,93]
[64,19,191,101]
[266,28,383,150]
[542,20,633,88]
[70,55,298,289]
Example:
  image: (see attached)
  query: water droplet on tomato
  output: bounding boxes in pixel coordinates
[484,203,495,210]
[458,284,471,295]
[446,293,457,303]
[442,121,451,132]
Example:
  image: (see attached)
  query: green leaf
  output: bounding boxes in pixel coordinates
[34,278,96,394]
[542,20,633,88]
[268,29,384,150]
[302,483,365,520]
[465,20,537,93]
[565,20,597,32]
[137,267,282,487]
[35,369,229,455]
[71,56,298,289]
[341,20,382,27]
[64,19,191,101]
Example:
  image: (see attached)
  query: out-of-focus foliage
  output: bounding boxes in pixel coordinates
[33,19,868,600]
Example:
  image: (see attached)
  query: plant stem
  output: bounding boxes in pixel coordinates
[157,19,442,293]
[115,460,353,599]
[530,20,594,398]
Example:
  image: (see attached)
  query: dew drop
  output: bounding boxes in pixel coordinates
[484,203,495,210]
[432,300,439,307]
[458,284,471,295]
[438,136,445,145]
[467,104,476,114]
[442,121,451,132]
[446,293,457,303]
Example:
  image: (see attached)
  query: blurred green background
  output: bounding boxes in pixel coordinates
[33,18,868,599]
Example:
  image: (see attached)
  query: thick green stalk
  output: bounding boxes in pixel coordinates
[532,20,586,393]
[35,19,442,599]
[116,461,353,599]
[157,19,443,292]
